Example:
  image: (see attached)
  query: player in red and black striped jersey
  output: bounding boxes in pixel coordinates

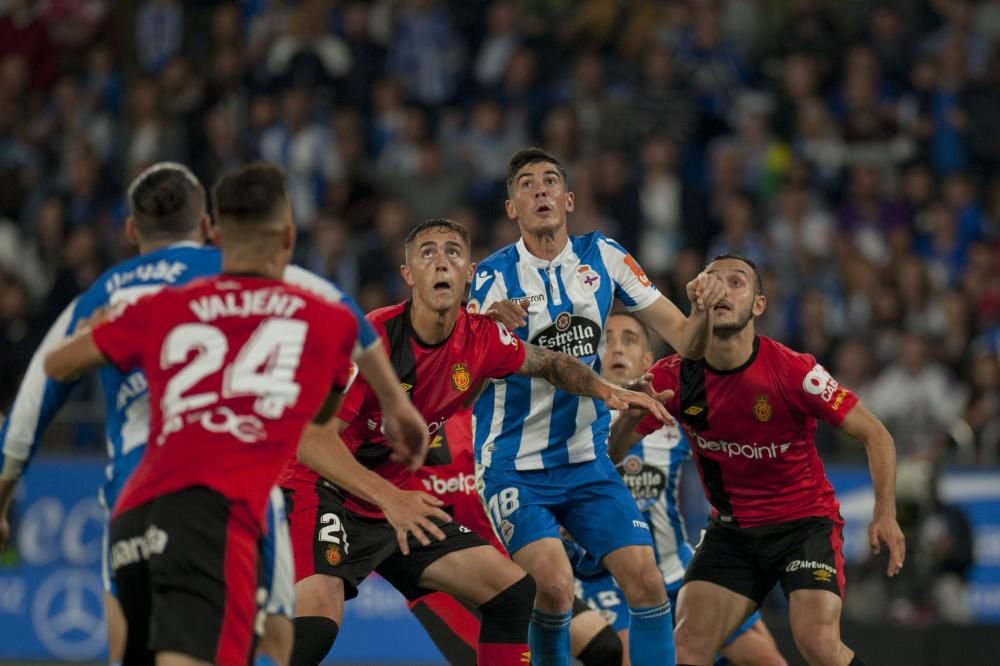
[280,219,669,666]
[610,254,906,666]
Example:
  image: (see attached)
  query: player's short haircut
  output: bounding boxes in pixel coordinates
[710,253,765,296]
[404,218,471,257]
[505,147,568,195]
[127,162,205,240]
[608,310,651,350]
[212,161,289,230]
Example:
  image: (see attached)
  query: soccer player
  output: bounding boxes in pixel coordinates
[0,162,428,665]
[470,147,725,665]
[609,255,906,666]
[410,407,627,666]
[571,311,786,666]
[280,218,671,666]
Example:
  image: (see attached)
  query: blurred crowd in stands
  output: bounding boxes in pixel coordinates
[0,0,998,470]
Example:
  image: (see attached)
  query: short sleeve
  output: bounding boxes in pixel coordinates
[468,264,508,314]
[336,372,370,424]
[481,319,526,378]
[635,358,680,436]
[783,353,859,427]
[90,294,156,373]
[597,236,660,312]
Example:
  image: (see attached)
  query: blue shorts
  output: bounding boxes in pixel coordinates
[478,457,654,558]
[575,574,629,632]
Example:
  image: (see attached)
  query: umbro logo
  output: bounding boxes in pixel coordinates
[684,406,704,416]
[400,383,412,392]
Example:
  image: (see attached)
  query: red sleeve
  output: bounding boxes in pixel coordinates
[635,358,680,436]
[337,373,370,424]
[481,319,526,378]
[327,304,359,392]
[90,294,156,373]
[783,352,859,426]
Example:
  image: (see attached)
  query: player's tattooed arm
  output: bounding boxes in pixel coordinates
[516,344,673,424]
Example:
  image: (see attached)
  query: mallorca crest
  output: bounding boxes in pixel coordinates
[451,363,472,392]
[753,395,772,422]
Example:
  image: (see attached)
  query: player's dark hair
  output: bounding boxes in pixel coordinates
[505,147,568,195]
[608,310,651,349]
[404,218,471,253]
[127,162,205,240]
[212,161,289,226]
[710,253,765,296]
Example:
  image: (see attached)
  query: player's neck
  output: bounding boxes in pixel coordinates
[221,256,285,280]
[137,232,204,255]
[408,299,458,345]
[705,329,756,371]
[520,226,569,261]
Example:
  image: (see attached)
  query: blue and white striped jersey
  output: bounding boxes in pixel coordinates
[619,421,694,586]
[0,243,378,511]
[469,232,660,470]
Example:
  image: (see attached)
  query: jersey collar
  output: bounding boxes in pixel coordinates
[705,336,761,375]
[515,236,573,269]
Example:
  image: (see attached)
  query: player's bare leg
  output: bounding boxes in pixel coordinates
[603,545,673,663]
[156,653,212,666]
[257,615,293,666]
[571,607,628,666]
[419,544,534,665]
[788,589,855,666]
[674,581,757,664]
[509,538,575,663]
[105,592,126,665]
[292,574,346,665]
[719,619,787,666]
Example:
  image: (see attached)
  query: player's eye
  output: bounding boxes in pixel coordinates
[545,177,557,186]
[447,248,459,257]
[520,180,532,189]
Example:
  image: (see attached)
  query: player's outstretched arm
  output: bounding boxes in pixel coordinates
[516,344,673,423]
[838,401,906,577]
[607,412,647,464]
[43,328,108,383]
[633,272,726,359]
[353,342,430,470]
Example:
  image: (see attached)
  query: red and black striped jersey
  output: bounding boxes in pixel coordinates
[281,300,525,519]
[636,336,858,528]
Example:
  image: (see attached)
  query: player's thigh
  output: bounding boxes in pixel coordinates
[156,653,212,666]
[675,581,757,659]
[418,544,527,606]
[148,488,261,664]
[720,613,787,666]
[775,518,846,603]
[104,590,126,662]
[602,545,666,606]
[257,614,294,666]
[283,481,397,610]
[557,458,654,562]
[787,588,844,647]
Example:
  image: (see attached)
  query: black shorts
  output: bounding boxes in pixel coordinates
[684,516,846,607]
[110,486,262,665]
[283,479,486,601]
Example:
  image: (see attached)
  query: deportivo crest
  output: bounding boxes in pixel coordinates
[753,395,772,422]
[451,363,472,392]
[577,264,601,292]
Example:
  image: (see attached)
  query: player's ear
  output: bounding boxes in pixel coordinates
[753,294,767,317]
[400,264,415,287]
[504,197,517,221]
[198,214,212,242]
[564,190,574,213]
[467,261,476,285]
[125,217,140,246]
[209,224,222,247]
[642,350,654,369]
[283,220,296,251]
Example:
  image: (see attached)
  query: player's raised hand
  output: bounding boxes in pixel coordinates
[869,512,906,577]
[383,400,430,472]
[604,386,674,425]
[484,299,529,330]
[685,271,726,312]
[381,489,451,555]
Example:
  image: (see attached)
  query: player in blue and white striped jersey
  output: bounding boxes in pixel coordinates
[470,147,726,665]
[0,163,425,666]
[577,312,786,666]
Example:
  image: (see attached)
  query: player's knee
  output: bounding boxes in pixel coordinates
[673,616,716,661]
[479,574,535,641]
[534,573,575,611]
[258,615,293,666]
[619,562,667,607]
[577,624,623,666]
[790,620,839,665]
[294,575,344,622]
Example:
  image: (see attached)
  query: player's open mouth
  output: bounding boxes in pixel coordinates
[713,303,733,312]
[610,361,628,371]
[433,281,451,292]
[535,203,552,214]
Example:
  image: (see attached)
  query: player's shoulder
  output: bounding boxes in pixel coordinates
[758,336,816,368]
[477,242,521,271]
[281,264,346,303]
[365,301,406,327]
[650,352,684,373]
[569,230,608,256]
[88,244,220,299]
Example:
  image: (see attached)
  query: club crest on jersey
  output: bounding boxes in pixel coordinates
[451,363,472,392]
[753,395,772,422]
[466,299,480,313]
[325,545,342,566]
[622,455,643,475]
[577,264,601,292]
